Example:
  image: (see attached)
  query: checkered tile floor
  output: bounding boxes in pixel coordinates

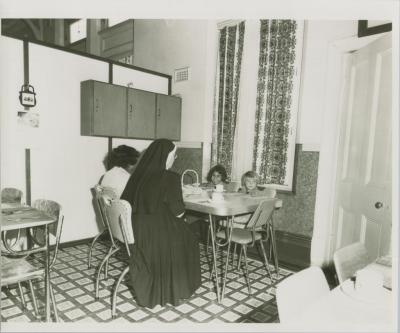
[1,240,292,323]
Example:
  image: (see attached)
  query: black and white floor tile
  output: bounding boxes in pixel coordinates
[1,241,292,323]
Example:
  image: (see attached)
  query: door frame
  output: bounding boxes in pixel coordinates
[310,33,391,267]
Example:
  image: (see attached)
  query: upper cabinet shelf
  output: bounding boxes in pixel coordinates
[81,80,181,141]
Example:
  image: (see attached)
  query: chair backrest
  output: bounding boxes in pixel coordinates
[1,187,23,204]
[333,242,371,283]
[32,199,64,269]
[102,197,134,253]
[246,198,278,230]
[93,185,118,227]
[276,266,330,323]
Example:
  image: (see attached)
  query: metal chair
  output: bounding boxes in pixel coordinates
[333,242,371,283]
[101,198,134,318]
[276,266,330,323]
[215,198,278,299]
[1,187,23,204]
[88,185,117,270]
[94,193,131,300]
[1,199,64,321]
[1,187,25,307]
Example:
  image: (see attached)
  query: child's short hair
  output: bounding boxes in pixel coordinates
[207,164,228,183]
[241,171,259,187]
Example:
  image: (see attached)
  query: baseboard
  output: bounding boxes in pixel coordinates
[58,236,95,249]
[246,230,311,272]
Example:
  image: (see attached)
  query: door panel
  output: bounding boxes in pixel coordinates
[155,94,181,140]
[127,89,156,138]
[93,81,126,137]
[333,34,392,260]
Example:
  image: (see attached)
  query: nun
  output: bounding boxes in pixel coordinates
[121,139,201,308]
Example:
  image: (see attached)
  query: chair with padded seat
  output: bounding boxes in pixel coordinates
[88,185,118,271]
[333,242,371,284]
[215,198,278,299]
[275,266,330,323]
[1,187,26,308]
[1,199,64,321]
[1,187,23,204]
[101,198,134,318]
[94,194,133,301]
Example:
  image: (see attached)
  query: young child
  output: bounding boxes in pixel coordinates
[239,171,276,197]
[234,171,276,225]
[205,164,228,188]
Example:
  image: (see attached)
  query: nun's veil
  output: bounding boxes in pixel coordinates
[121,139,175,212]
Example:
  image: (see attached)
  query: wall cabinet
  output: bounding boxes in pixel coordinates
[81,80,181,140]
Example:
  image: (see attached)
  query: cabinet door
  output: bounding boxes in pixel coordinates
[127,89,156,138]
[155,94,181,141]
[92,81,126,137]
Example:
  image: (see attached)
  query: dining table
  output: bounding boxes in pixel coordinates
[183,190,282,302]
[1,202,57,322]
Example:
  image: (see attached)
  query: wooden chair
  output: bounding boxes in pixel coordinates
[102,198,134,318]
[215,199,278,299]
[1,199,64,321]
[88,185,117,270]
[333,242,371,283]
[275,266,330,323]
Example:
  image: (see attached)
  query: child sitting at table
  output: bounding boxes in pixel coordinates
[234,171,276,225]
[203,164,228,189]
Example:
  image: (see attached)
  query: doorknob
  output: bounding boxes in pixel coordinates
[375,202,383,209]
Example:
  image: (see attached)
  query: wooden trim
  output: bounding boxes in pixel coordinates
[1,33,172,80]
[246,229,311,272]
[358,20,392,38]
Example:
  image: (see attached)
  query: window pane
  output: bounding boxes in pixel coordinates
[70,19,86,43]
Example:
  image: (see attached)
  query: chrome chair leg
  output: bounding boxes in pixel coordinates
[112,266,130,318]
[237,246,243,270]
[221,239,232,300]
[232,243,237,269]
[28,280,39,317]
[268,223,279,278]
[88,230,106,268]
[259,239,273,282]
[49,283,59,322]
[242,245,252,295]
[17,282,26,308]
[95,247,119,299]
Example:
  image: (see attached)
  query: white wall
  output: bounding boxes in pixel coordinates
[134,19,358,153]
[134,19,209,143]
[297,20,358,150]
[0,36,167,243]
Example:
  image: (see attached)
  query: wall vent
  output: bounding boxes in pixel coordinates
[174,67,190,83]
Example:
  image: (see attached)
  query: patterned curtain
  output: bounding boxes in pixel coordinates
[253,20,298,185]
[211,21,245,178]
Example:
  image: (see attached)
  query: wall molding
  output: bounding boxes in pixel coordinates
[247,230,311,272]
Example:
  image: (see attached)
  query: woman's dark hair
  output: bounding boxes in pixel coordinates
[206,164,228,183]
[107,145,139,170]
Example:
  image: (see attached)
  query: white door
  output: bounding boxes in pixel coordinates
[332,33,392,259]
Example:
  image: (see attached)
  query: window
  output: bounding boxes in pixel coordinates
[212,19,304,191]
[69,19,86,43]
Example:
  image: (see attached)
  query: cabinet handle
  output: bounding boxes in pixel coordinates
[157,108,161,118]
[95,99,99,112]
[375,202,383,209]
